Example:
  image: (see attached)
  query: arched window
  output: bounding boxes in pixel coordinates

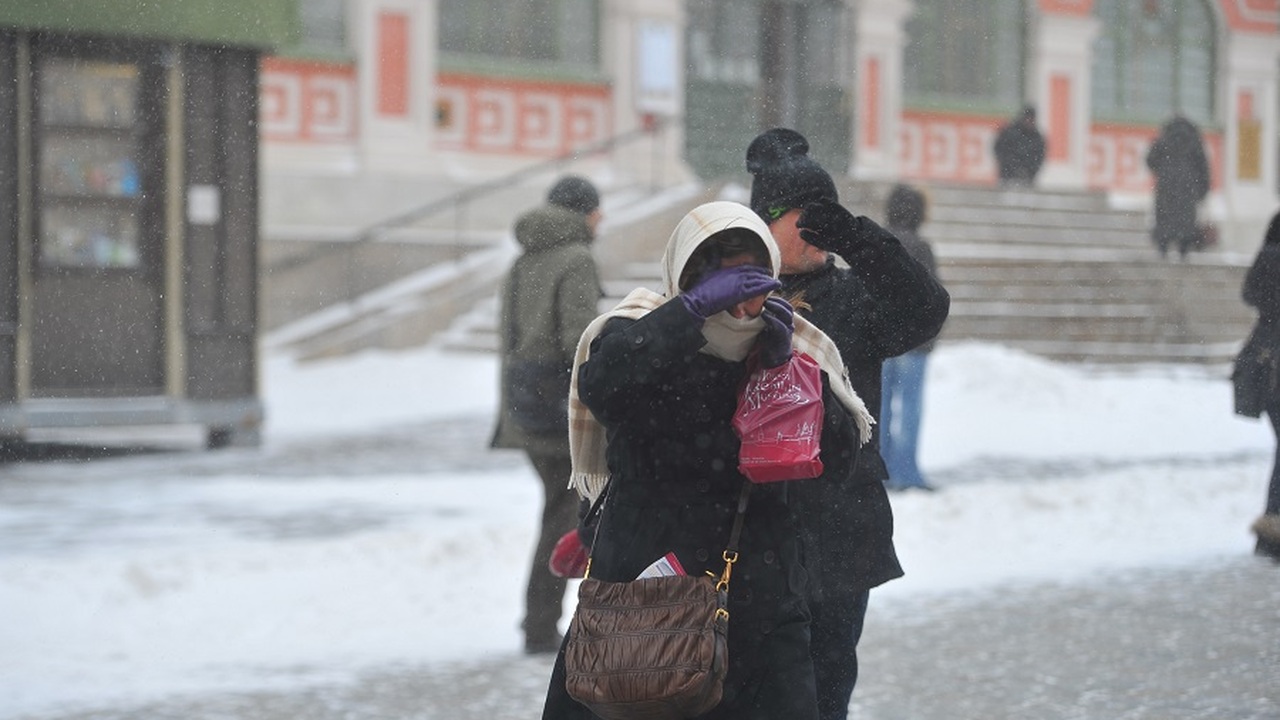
[903,0,1026,112]
[439,0,600,77]
[1091,0,1216,126]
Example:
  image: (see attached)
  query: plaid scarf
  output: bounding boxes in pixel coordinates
[567,287,872,501]
[567,201,873,501]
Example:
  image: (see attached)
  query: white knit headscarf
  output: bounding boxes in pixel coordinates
[567,201,872,501]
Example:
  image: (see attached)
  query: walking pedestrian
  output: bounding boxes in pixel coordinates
[879,183,941,492]
[490,175,603,654]
[993,106,1046,187]
[1146,115,1210,260]
[1241,210,1280,562]
[541,200,875,720]
[745,128,950,720]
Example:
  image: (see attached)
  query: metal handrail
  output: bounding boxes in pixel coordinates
[269,116,671,275]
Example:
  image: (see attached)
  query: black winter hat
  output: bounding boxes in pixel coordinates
[547,175,600,215]
[746,128,838,223]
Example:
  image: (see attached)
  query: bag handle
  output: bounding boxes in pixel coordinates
[584,480,753,592]
[714,481,752,593]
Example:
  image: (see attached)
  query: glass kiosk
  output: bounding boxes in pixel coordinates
[0,3,295,450]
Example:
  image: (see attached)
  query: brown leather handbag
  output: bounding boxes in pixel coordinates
[564,483,751,720]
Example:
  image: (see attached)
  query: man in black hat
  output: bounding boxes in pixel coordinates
[746,128,950,720]
[491,175,603,654]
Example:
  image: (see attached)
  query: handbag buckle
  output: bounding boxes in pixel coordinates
[716,550,739,592]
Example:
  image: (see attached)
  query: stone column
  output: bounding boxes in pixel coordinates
[1030,8,1098,189]
[352,0,436,173]
[602,0,694,187]
[1219,27,1280,251]
[848,0,912,180]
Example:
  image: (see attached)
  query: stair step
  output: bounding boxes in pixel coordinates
[412,181,1253,365]
[931,205,1148,231]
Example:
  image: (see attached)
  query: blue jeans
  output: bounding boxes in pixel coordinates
[880,351,929,489]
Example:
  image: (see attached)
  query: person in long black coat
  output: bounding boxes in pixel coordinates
[541,201,875,720]
[1243,211,1280,561]
[746,128,950,720]
[1146,116,1210,259]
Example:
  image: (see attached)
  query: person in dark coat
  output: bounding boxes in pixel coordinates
[879,184,942,491]
[541,201,876,720]
[745,128,950,720]
[1146,116,1210,259]
[490,175,603,654]
[1243,210,1280,561]
[993,106,1046,186]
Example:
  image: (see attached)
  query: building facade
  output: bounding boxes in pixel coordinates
[262,0,1280,249]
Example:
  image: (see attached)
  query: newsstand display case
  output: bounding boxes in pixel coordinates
[28,43,168,399]
[37,56,146,270]
[0,2,297,449]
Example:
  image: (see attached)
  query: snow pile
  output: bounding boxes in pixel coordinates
[0,341,1273,717]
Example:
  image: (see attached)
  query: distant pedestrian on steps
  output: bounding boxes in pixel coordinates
[1146,116,1210,260]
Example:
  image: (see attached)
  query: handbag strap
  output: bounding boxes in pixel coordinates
[583,480,753,588]
[715,481,753,593]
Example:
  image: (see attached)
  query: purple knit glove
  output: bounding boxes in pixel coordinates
[757,296,795,368]
[680,265,781,320]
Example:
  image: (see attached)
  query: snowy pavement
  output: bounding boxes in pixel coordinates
[2,343,1279,719]
[16,560,1277,720]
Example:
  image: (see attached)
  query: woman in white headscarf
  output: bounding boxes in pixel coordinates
[542,201,872,720]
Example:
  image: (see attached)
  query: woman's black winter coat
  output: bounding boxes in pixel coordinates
[542,300,862,719]
[1244,243,1280,324]
[1241,242,1280,411]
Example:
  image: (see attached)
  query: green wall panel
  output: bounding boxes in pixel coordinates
[0,0,298,49]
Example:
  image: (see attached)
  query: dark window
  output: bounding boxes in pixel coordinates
[903,0,1025,112]
[290,0,348,57]
[439,0,600,76]
[687,0,760,85]
[1091,0,1215,126]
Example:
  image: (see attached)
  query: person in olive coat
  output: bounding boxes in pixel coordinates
[541,200,874,720]
[1146,116,1210,260]
[746,128,950,720]
[1242,210,1280,561]
[491,175,603,654]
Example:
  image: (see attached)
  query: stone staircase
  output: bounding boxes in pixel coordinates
[262,183,717,360]
[277,177,1254,366]
[899,183,1253,364]
[452,181,1253,365]
[429,183,721,355]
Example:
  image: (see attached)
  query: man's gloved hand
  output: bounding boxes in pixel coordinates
[796,200,860,256]
[680,264,781,320]
[798,200,896,258]
[548,529,590,579]
[757,296,795,368]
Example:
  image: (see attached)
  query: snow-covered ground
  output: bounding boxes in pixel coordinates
[0,341,1273,718]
